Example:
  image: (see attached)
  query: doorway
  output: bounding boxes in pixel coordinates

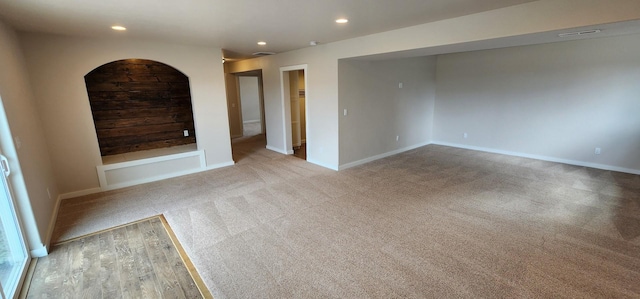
[238,76,263,137]
[226,70,267,163]
[280,65,308,161]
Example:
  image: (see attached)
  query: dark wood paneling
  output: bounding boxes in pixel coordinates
[85,59,196,156]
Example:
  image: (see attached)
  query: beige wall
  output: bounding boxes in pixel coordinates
[0,20,58,255]
[434,34,640,173]
[227,0,640,170]
[19,33,232,195]
[338,57,436,166]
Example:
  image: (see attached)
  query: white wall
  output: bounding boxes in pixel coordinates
[239,76,261,122]
[19,33,232,195]
[0,20,59,255]
[434,34,640,173]
[226,0,640,171]
[338,57,436,166]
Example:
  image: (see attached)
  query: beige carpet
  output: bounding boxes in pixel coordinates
[53,137,640,298]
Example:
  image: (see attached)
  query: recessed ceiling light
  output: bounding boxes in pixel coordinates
[257,41,267,45]
[111,25,127,31]
[336,18,349,24]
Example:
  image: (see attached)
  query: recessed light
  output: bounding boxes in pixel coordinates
[111,25,127,31]
[257,41,267,45]
[336,18,349,24]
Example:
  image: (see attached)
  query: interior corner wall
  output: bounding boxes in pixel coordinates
[433,34,640,173]
[338,57,436,166]
[0,20,59,254]
[19,33,232,194]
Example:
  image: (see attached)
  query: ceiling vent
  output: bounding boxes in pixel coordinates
[252,51,276,56]
[558,29,601,38]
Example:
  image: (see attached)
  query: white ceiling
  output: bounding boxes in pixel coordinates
[0,0,537,60]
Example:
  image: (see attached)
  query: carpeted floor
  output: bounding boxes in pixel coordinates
[52,136,640,298]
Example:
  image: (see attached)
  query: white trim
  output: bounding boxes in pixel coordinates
[339,141,431,170]
[204,160,235,170]
[266,145,288,155]
[243,119,260,124]
[432,141,640,175]
[100,167,204,191]
[307,158,339,171]
[279,64,308,158]
[96,150,205,189]
[43,194,63,252]
[30,244,47,258]
[97,150,204,171]
[59,187,102,200]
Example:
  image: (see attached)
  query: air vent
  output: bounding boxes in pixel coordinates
[558,29,602,38]
[252,51,276,56]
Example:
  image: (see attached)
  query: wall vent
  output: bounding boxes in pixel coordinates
[252,51,276,56]
[558,29,601,38]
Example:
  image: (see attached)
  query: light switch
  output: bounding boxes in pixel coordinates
[343,109,348,116]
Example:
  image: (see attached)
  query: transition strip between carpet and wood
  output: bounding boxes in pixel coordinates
[24,215,212,298]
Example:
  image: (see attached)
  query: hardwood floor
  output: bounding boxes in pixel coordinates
[25,216,210,298]
[293,143,306,160]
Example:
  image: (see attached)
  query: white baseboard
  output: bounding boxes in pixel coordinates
[60,187,102,200]
[339,141,431,170]
[205,160,235,170]
[432,141,640,175]
[42,194,63,254]
[307,158,339,171]
[30,244,48,258]
[266,145,288,155]
[243,120,260,124]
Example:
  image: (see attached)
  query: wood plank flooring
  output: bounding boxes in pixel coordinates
[25,216,210,298]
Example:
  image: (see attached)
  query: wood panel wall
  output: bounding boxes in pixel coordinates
[85,59,196,156]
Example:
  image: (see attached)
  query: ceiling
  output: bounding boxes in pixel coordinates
[0,0,537,60]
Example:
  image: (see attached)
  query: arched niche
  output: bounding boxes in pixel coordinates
[84,59,196,157]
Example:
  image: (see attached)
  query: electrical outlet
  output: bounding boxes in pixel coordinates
[396,135,399,141]
[595,147,601,155]
[343,109,348,116]
[399,82,403,89]
[463,133,468,139]
[183,130,189,137]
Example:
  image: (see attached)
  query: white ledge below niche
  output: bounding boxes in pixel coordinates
[96,149,206,191]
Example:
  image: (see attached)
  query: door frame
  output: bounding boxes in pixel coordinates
[0,98,30,299]
[279,64,308,155]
